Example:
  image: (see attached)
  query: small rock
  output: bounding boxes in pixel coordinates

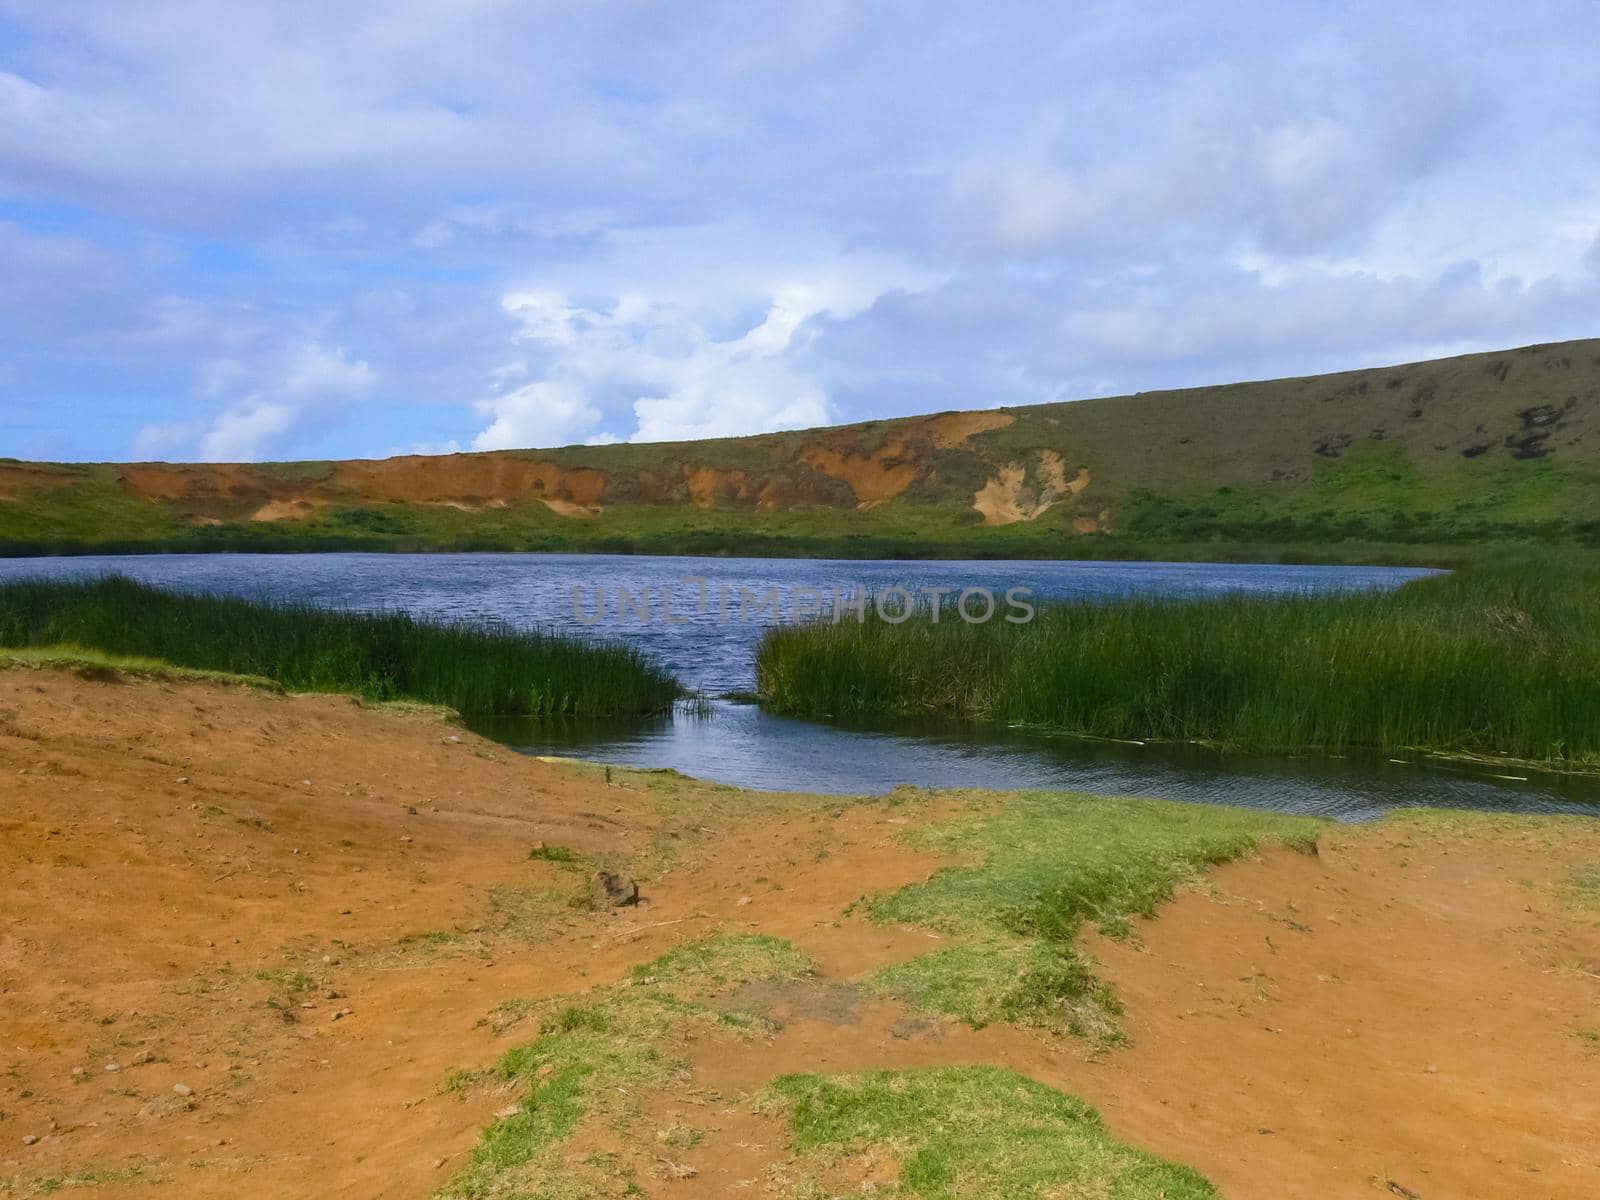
[735,895,752,907]
[22,1134,39,1146]
[598,870,640,906]
[338,908,352,915]
[1424,1063,1438,1074]
[399,835,413,843]
[173,1083,194,1097]
[105,1062,120,1073]
[176,776,190,784]
[494,1104,519,1118]
[330,1008,353,1022]
[71,1066,87,1078]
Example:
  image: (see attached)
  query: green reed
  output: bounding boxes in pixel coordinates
[0,575,680,717]
[756,550,1600,767]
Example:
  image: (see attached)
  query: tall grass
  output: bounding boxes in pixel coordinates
[756,551,1600,768]
[0,575,680,717]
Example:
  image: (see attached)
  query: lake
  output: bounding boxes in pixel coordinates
[7,551,1598,819]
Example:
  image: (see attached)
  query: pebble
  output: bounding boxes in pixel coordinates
[71,1066,87,1078]
[176,776,189,784]
[105,1062,120,1073]
[22,1134,39,1146]
[173,1083,194,1097]
[331,1008,353,1022]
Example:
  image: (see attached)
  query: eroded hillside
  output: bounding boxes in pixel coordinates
[5,337,1600,558]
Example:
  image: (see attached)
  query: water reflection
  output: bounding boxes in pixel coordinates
[471,700,1600,822]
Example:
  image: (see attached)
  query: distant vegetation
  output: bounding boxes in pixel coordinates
[4,338,1600,563]
[756,550,1600,770]
[0,575,680,717]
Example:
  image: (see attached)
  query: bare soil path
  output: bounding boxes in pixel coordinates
[2,668,1596,1198]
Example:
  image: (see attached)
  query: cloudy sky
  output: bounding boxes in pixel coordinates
[2,1,1597,463]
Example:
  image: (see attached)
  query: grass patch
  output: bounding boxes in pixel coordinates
[1561,866,1600,909]
[629,932,813,996]
[526,843,578,864]
[763,1066,1216,1199]
[439,935,815,1200]
[0,1166,154,1195]
[0,643,280,690]
[0,575,679,717]
[861,793,1321,1041]
[253,968,316,991]
[758,549,1600,768]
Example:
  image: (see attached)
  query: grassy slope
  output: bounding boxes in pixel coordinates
[756,549,1600,768]
[864,791,1320,1043]
[0,575,679,717]
[4,337,1600,560]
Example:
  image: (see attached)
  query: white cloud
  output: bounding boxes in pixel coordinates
[197,399,300,462]
[5,2,1600,460]
[133,342,377,461]
[471,268,927,448]
[472,379,604,450]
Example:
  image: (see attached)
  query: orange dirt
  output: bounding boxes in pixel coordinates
[923,410,1014,448]
[116,454,612,518]
[249,499,322,522]
[2,670,1597,1198]
[0,466,77,499]
[797,441,919,507]
[685,466,754,509]
[328,456,607,509]
[973,453,1089,525]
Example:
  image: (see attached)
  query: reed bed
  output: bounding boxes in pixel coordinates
[0,575,680,717]
[756,551,1600,768]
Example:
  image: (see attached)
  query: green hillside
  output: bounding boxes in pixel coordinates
[4,337,1598,562]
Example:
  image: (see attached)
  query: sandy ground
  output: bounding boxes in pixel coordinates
[2,666,1597,1198]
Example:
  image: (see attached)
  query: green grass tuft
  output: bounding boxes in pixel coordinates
[0,575,679,717]
[526,843,579,864]
[764,1066,1217,1199]
[439,935,815,1200]
[863,793,1321,1040]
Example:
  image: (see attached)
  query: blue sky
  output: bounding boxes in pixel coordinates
[1,1,1598,463]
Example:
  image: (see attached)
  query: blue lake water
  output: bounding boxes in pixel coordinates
[5,552,1597,819]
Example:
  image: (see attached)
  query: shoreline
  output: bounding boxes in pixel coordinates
[2,665,1597,1198]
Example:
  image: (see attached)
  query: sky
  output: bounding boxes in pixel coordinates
[1,1,1598,464]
